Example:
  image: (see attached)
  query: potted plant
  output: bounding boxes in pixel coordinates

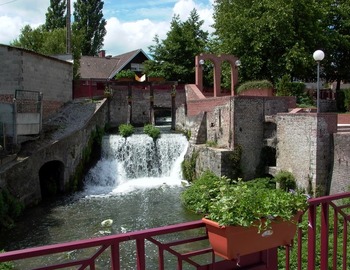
[115,69,135,81]
[181,172,308,260]
[146,70,165,82]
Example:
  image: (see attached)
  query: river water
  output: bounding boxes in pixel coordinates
[0,132,201,268]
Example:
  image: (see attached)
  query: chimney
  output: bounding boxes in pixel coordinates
[98,50,106,58]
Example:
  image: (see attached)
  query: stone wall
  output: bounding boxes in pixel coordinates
[0,45,73,119]
[187,144,234,180]
[182,95,294,181]
[232,96,293,180]
[108,86,186,127]
[0,100,108,206]
[330,133,350,194]
[276,113,337,195]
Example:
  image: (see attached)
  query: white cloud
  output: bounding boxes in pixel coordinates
[0,0,214,56]
[104,17,169,56]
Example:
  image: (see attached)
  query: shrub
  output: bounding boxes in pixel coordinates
[143,124,161,140]
[276,75,313,106]
[147,70,165,78]
[236,80,273,94]
[115,69,135,80]
[0,250,14,270]
[274,170,296,191]
[118,124,134,138]
[0,189,24,230]
[340,89,350,111]
[181,150,199,182]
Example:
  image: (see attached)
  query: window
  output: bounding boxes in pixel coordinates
[130,63,144,72]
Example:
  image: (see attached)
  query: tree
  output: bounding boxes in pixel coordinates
[45,0,67,31]
[320,0,350,90]
[212,0,326,83]
[145,9,208,83]
[11,25,45,52]
[73,0,106,56]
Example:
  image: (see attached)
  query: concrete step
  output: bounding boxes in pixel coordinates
[337,124,350,133]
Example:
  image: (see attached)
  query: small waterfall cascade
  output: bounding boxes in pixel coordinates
[83,133,189,195]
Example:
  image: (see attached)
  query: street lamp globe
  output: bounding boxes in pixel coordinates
[313,50,325,62]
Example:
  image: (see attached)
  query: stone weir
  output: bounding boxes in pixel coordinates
[0,99,109,206]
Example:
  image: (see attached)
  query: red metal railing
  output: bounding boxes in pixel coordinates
[1,192,349,270]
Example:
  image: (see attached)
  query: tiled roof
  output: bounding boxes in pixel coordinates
[79,49,150,79]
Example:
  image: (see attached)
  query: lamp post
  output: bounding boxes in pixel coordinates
[313,50,325,113]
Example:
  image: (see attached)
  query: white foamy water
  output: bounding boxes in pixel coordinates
[83,133,189,196]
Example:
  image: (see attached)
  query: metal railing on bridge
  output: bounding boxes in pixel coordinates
[0,192,349,270]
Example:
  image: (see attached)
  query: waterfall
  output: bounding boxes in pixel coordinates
[83,133,189,195]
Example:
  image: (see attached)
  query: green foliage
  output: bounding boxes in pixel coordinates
[115,69,135,80]
[44,0,66,31]
[146,70,165,78]
[339,89,350,112]
[205,140,218,147]
[0,189,24,230]
[228,144,242,179]
[181,150,199,182]
[69,126,104,191]
[73,0,107,56]
[144,124,161,140]
[181,171,224,214]
[118,124,134,138]
[0,250,14,270]
[276,75,313,106]
[145,9,208,83]
[236,80,273,94]
[181,172,308,231]
[211,0,332,83]
[274,170,297,192]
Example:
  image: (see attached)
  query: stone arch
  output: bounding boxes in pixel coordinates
[195,53,240,97]
[39,160,65,199]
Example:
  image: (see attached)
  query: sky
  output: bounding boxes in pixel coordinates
[0,0,215,56]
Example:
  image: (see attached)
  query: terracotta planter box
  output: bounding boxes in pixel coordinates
[117,78,134,82]
[202,215,299,260]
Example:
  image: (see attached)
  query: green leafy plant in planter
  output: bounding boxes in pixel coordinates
[181,171,309,260]
[146,70,165,82]
[115,69,135,80]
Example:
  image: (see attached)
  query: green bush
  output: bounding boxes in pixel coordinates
[340,88,350,111]
[0,250,14,270]
[276,75,313,106]
[181,150,199,182]
[274,170,296,191]
[143,124,161,140]
[236,80,273,94]
[0,189,24,230]
[115,69,135,80]
[118,124,134,138]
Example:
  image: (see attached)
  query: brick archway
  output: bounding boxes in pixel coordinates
[195,54,240,97]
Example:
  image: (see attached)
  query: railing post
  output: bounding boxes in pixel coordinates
[308,204,317,270]
[136,239,146,270]
[320,202,329,270]
[111,243,120,270]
